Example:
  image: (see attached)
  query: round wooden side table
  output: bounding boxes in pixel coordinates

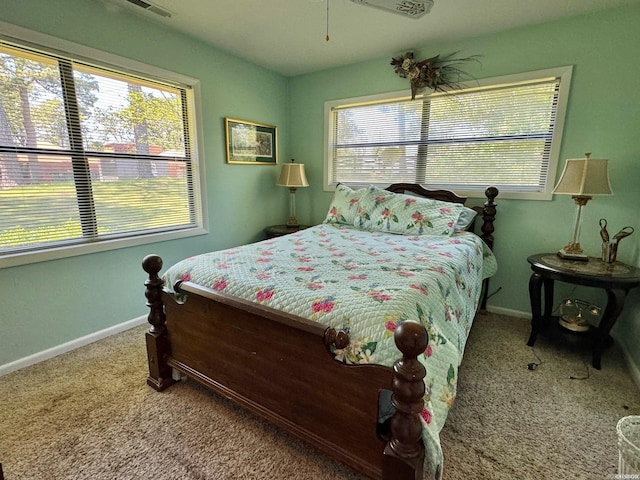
[526,253,640,369]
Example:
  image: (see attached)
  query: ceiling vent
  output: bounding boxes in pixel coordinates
[349,0,433,18]
[122,0,172,18]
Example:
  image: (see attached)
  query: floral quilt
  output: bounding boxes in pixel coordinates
[162,223,497,478]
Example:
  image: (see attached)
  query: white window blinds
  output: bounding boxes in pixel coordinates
[0,40,202,262]
[326,67,572,199]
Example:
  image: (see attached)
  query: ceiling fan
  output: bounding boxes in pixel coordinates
[349,0,434,18]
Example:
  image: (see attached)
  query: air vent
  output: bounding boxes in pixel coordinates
[349,0,433,18]
[124,0,172,18]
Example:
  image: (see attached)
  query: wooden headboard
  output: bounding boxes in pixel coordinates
[385,182,468,204]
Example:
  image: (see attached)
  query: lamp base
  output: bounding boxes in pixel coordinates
[286,217,300,227]
[557,248,588,261]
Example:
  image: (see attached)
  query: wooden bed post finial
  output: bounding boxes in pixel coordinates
[383,320,428,480]
[479,187,498,312]
[481,186,498,251]
[142,254,165,334]
[142,254,175,391]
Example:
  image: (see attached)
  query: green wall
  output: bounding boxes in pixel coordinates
[2,1,639,375]
[289,5,640,370]
[0,0,291,365]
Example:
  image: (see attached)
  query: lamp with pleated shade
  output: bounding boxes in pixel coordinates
[553,153,612,260]
[277,159,309,227]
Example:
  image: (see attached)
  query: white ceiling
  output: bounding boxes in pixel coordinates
[101,0,640,76]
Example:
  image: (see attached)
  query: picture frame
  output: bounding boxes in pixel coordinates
[225,118,277,165]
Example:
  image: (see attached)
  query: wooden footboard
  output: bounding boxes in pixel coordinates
[143,255,428,480]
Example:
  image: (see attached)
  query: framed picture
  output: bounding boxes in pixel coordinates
[225,118,277,165]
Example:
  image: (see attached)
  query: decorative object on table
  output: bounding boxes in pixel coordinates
[276,159,309,226]
[600,219,634,264]
[390,51,480,100]
[225,118,277,165]
[349,0,434,18]
[553,153,613,261]
[559,298,601,333]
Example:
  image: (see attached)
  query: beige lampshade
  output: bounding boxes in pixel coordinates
[277,162,309,188]
[553,153,612,196]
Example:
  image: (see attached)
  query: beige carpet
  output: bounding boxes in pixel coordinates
[1,313,638,480]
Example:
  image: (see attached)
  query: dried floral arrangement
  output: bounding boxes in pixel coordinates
[390,51,480,100]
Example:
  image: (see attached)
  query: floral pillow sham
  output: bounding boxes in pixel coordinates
[354,186,465,236]
[323,184,367,225]
[325,184,476,236]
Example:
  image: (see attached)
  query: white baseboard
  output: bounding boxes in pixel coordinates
[615,336,640,390]
[3,307,639,390]
[0,316,147,377]
[625,351,640,390]
[485,305,531,319]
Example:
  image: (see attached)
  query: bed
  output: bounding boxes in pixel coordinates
[142,183,498,480]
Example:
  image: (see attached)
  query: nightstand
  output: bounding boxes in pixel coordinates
[527,253,640,369]
[264,224,311,239]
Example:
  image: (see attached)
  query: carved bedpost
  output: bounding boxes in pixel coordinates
[142,254,175,391]
[479,187,498,312]
[382,320,429,480]
[480,186,498,251]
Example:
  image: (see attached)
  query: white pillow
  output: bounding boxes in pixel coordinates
[456,206,478,231]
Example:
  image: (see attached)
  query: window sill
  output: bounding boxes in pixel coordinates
[0,226,208,269]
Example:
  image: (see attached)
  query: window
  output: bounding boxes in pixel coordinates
[0,27,205,268]
[325,66,572,200]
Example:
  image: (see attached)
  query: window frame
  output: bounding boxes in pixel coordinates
[0,21,208,269]
[324,66,573,200]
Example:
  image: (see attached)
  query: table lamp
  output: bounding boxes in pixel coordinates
[553,153,612,260]
[277,159,309,226]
